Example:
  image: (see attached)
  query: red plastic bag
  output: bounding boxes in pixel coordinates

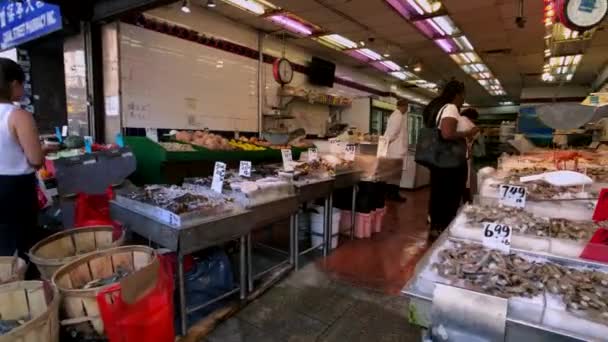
[74,188,115,227]
[97,255,175,342]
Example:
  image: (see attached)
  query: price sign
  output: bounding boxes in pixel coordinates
[498,184,527,208]
[61,125,68,137]
[145,128,158,143]
[281,149,293,171]
[329,138,339,154]
[308,147,318,162]
[482,222,512,252]
[239,161,252,177]
[211,162,226,193]
[377,136,388,157]
[344,144,356,161]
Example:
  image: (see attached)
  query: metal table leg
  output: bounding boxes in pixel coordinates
[240,235,247,300]
[247,233,253,292]
[325,194,334,255]
[323,197,329,257]
[177,254,187,336]
[351,184,357,240]
[293,212,300,270]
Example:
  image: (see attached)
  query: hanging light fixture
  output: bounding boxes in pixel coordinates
[207,0,217,8]
[181,0,191,13]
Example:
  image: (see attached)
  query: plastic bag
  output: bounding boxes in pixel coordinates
[97,255,175,342]
[74,188,114,227]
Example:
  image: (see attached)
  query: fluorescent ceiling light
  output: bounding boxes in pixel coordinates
[414,0,441,13]
[434,38,454,53]
[318,34,358,50]
[425,18,445,36]
[453,36,473,51]
[381,60,402,71]
[432,16,459,36]
[573,54,583,64]
[500,101,514,105]
[221,0,266,15]
[391,71,409,80]
[356,48,383,61]
[268,15,313,36]
[406,0,424,15]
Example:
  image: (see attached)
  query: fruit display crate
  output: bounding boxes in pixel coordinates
[125,137,305,184]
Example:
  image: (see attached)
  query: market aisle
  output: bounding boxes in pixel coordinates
[205,262,421,342]
[320,188,430,294]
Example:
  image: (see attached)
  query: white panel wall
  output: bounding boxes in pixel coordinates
[120,23,258,131]
[130,4,409,133]
[342,97,371,133]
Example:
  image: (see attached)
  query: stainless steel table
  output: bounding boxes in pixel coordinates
[333,170,362,242]
[111,197,298,336]
[292,178,335,270]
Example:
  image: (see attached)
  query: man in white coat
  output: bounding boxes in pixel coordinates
[384,99,409,202]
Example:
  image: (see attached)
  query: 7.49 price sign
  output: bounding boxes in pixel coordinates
[482,222,512,252]
[498,184,527,208]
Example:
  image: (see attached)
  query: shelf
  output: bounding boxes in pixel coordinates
[263,114,295,120]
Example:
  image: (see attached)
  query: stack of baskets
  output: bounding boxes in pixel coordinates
[0,225,140,341]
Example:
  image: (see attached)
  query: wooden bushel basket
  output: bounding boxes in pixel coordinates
[29,226,125,280]
[0,281,60,342]
[0,257,27,285]
[51,245,157,335]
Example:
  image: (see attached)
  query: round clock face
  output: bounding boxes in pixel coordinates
[563,0,608,30]
[273,58,293,84]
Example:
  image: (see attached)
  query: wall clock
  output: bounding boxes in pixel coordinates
[273,58,294,85]
[559,0,608,31]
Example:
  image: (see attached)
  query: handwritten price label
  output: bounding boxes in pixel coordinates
[482,222,512,252]
[308,147,318,162]
[329,138,339,154]
[239,161,252,177]
[344,144,356,161]
[281,149,293,171]
[377,136,388,157]
[498,184,527,208]
[211,162,226,193]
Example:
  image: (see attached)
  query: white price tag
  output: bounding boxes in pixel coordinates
[281,149,293,171]
[329,138,339,154]
[211,162,226,193]
[377,136,388,157]
[239,161,252,177]
[482,222,512,252]
[61,125,68,137]
[344,144,356,161]
[145,128,158,143]
[308,147,318,162]
[498,184,527,208]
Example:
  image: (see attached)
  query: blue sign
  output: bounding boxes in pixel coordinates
[0,0,62,51]
[579,0,597,13]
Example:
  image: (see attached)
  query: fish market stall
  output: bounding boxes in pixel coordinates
[110,182,299,335]
[402,231,608,341]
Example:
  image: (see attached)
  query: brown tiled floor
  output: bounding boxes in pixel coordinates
[320,189,430,294]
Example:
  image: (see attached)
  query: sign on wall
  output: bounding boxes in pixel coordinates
[0,0,62,51]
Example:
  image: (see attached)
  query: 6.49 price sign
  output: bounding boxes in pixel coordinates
[482,222,512,252]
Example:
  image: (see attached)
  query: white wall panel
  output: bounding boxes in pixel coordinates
[120,23,258,131]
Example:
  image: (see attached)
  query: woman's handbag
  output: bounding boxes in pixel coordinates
[415,105,467,169]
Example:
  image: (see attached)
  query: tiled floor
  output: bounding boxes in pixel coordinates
[205,189,429,341]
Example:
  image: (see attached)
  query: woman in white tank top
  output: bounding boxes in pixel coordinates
[0,58,44,257]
